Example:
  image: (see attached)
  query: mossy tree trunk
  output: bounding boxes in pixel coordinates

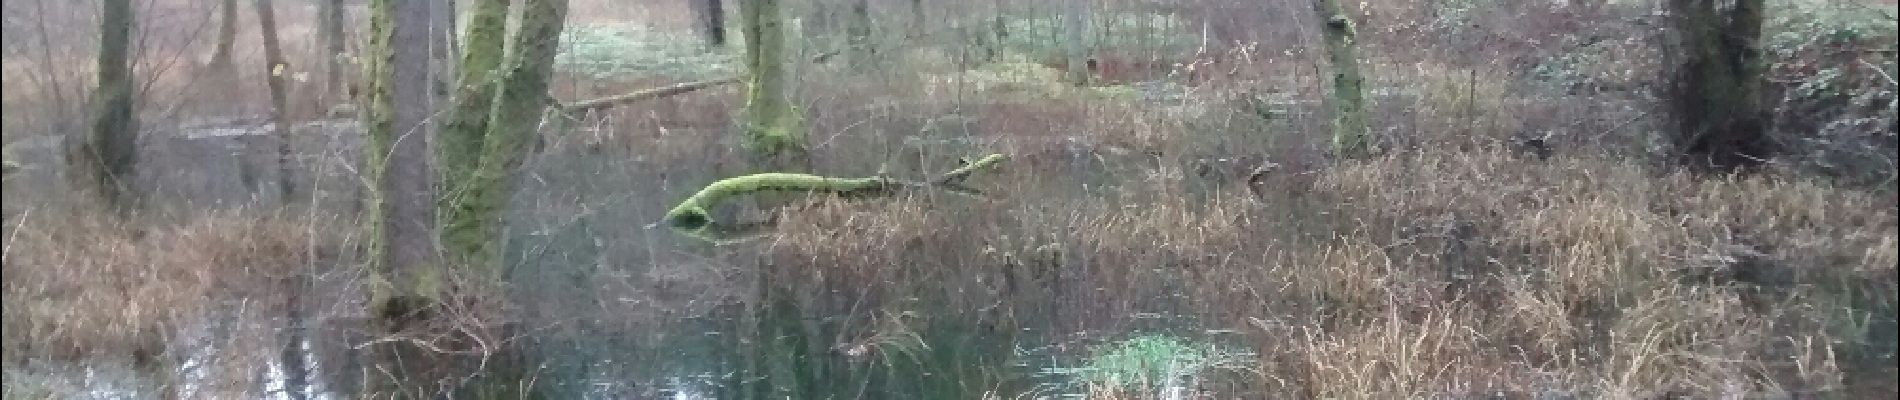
[367,0,568,395]
[1313,0,1369,159]
[1668,0,1770,170]
[68,0,139,214]
[363,0,444,396]
[454,1,570,397]
[736,1,821,398]
[257,0,296,202]
[438,0,510,267]
[738,0,807,174]
[444,0,568,274]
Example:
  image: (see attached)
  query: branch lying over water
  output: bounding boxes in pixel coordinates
[658,154,1008,243]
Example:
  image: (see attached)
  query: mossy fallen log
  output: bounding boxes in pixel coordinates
[660,154,1007,242]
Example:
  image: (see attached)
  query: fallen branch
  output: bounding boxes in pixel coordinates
[657,154,1008,242]
[561,77,741,114]
[935,154,1008,185]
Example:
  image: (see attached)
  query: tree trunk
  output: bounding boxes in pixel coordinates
[260,5,310,394]
[736,1,815,397]
[429,0,458,111]
[701,0,727,48]
[847,0,872,67]
[257,0,296,202]
[69,0,139,214]
[438,0,510,266]
[277,278,311,400]
[444,0,567,273]
[738,0,807,174]
[450,1,570,395]
[1313,0,1370,159]
[210,0,239,72]
[910,0,925,37]
[364,0,443,395]
[319,0,347,101]
[1063,0,1090,85]
[1668,0,1770,170]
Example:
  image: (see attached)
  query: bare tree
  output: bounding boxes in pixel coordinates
[208,0,238,72]
[256,0,295,201]
[67,0,139,213]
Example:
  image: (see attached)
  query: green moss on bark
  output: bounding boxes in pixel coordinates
[443,0,569,272]
[739,0,808,173]
[1313,0,1369,159]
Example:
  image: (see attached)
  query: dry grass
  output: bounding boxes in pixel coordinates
[739,125,1896,397]
[1,206,334,397]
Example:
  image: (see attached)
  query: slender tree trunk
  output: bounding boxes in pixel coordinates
[1063,0,1090,85]
[69,0,140,214]
[701,0,727,48]
[429,0,458,111]
[320,0,347,101]
[210,0,239,71]
[439,0,510,266]
[278,278,310,400]
[256,0,308,396]
[847,0,872,67]
[910,0,925,37]
[1668,0,1770,170]
[1313,0,1369,159]
[30,0,75,136]
[257,0,296,202]
[364,0,443,395]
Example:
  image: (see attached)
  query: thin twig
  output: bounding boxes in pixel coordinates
[1859,58,1898,87]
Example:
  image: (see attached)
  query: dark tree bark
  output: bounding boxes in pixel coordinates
[1668,0,1771,170]
[68,0,140,214]
[847,0,872,66]
[701,0,727,48]
[256,0,296,202]
[209,0,239,72]
[319,0,347,101]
